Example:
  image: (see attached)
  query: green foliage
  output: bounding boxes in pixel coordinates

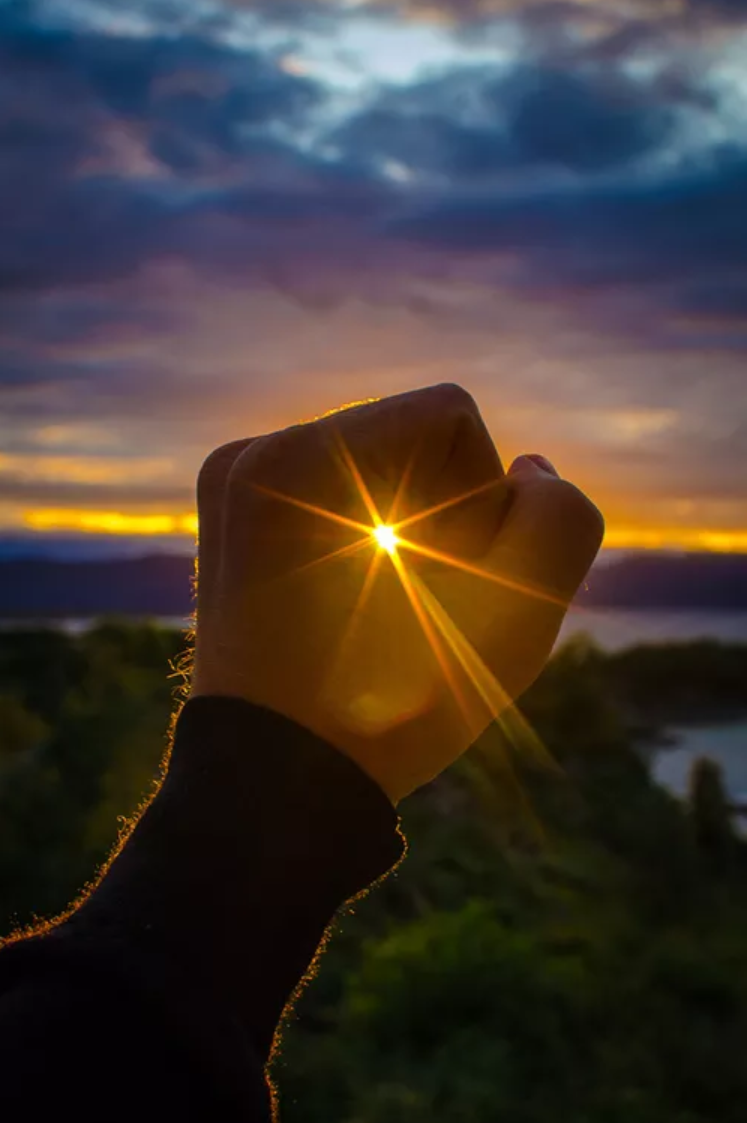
[0,621,183,927]
[0,692,48,758]
[276,636,747,1123]
[605,641,747,726]
[1,623,746,1121]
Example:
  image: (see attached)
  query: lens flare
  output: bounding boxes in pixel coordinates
[249,429,565,811]
[373,524,398,554]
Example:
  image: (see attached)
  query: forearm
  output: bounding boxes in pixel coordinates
[0,698,405,1119]
[69,697,405,1054]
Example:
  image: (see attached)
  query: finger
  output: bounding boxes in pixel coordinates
[495,454,605,602]
[404,402,508,559]
[196,437,257,619]
[224,387,459,510]
[478,456,604,697]
[512,453,559,478]
[325,384,487,524]
[225,385,504,569]
[329,384,507,556]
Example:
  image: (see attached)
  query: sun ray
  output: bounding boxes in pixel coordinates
[393,477,503,533]
[456,745,544,842]
[395,537,567,610]
[462,728,548,843]
[333,431,384,528]
[321,548,385,706]
[349,547,385,635]
[252,440,559,809]
[390,549,472,723]
[252,482,372,536]
[407,570,555,838]
[290,534,373,577]
[410,570,558,773]
[334,548,383,663]
[492,706,561,773]
[384,445,418,526]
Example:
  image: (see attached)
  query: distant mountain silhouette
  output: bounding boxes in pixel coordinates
[580,553,747,610]
[0,555,194,619]
[0,552,745,619]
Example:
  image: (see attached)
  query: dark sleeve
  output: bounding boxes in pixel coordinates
[0,697,405,1122]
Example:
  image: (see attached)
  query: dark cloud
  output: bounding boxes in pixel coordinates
[332,105,512,179]
[1,0,746,448]
[0,1,327,290]
[397,0,747,24]
[501,66,675,170]
[390,148,747,318]
[0,2,321,136]
[335,60,679,180]
[0,0,738,314]
[219,0,747,28]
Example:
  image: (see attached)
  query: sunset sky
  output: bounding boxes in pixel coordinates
[1,0,747,555]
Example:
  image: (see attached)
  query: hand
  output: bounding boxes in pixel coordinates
[191,385,604,803]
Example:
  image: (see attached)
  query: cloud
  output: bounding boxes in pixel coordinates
[1,0,739,312]
[390,147,747,327]
[1,0,746,543]
[500,66,675,170]
[0,1,327,290]
[402,0,747,29]
[216,0,747,32]
[333,57,683,185]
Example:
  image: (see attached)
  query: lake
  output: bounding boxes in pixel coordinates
[559,610,747,810]
[653,722,747,804]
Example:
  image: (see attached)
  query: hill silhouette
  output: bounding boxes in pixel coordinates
[0,551,745,619]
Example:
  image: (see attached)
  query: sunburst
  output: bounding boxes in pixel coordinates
[252,433,567,793]
[372,524,399,554]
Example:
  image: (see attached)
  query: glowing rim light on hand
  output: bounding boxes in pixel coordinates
[372,524,399,554]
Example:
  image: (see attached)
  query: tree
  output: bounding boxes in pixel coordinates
[0,693,48,759]
[688,757,735,868]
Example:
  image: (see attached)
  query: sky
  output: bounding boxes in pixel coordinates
[1,0,747,556]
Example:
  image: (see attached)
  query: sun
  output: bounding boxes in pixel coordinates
[372,524,399,555]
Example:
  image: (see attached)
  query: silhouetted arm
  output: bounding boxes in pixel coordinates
[0,697,405,1122]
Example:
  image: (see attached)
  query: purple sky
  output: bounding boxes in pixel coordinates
[1,0,747,552]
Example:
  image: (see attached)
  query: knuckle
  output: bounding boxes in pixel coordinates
[227,426,313,495]
[197,439,253,506]
[433,382,479,414]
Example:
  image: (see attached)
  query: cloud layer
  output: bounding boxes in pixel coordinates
[1,0,746,546]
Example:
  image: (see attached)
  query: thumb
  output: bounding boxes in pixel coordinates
[491,454,605,604]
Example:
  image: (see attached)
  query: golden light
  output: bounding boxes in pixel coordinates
[22,508,198,536]
[372,524,398,554]
[254,437,558,736]
[235,434,562,824]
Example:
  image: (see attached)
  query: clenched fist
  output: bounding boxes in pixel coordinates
[191,385,604,803]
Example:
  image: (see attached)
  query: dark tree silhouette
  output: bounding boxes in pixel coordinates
[689,756,735,868]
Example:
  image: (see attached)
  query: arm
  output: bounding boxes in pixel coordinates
[0,698,403,1121]
[0,385,603,1120]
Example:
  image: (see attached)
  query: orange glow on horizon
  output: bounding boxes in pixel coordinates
[11,507,747,554]
[603,526,747,554]
[22,508,199,536]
